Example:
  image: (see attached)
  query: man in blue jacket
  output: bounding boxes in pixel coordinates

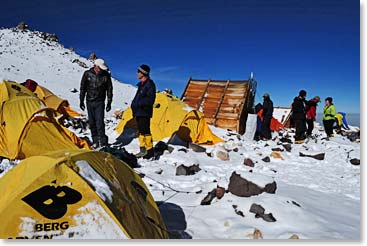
[131,64,156,158]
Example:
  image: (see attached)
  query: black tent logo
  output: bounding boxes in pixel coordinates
[22,185,82,220]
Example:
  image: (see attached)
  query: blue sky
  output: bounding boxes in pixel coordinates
[0,0,360,113]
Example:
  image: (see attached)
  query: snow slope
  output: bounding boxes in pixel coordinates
[0,27,361,240]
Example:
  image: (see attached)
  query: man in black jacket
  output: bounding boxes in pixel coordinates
[80,58,113,148]
[131,64,156,159]
[292,89,307,143]
[261,93,273,140]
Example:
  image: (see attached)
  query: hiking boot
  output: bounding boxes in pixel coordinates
[143,148,155,160]
[135,147,147,158]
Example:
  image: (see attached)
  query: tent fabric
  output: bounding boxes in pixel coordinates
[257,109,285,132]
[171,110,224,145]
[115,92,223,145]
[0,80,90,159]
[0,149,169,239]
[35,85,82,117]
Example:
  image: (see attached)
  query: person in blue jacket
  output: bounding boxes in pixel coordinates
[131,64,156,158]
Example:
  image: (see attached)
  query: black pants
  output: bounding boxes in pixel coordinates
[262,117,272,139]
[323,119,334,137]
[295,119,306,140]
[136,117,151,135]
[87,100,108,145]
[306,119,314,136]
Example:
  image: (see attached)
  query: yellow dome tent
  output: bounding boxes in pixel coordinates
[115,93,223,145]
[171,110,224,145]
[0,80,90,159]
[34,85,82,117]
[0,149,169,239]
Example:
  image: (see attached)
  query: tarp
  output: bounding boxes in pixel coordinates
[257,109,285,131]
[0,149,169,239]
[35,85,82,117]
[115,92,223,145]
[0,80,90,159]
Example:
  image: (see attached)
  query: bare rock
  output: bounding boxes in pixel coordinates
[215,185,225,199]
[216,150,229,161]
[350,158,360,165]
[189,142,206,152]
[243,158,254,167]
[283,144,292,152]
[16,21,28,31]
[200,189,216,205]
[299,152,325,160]
[271,147,284,152]
[249,203,265,215]
[262,156,270,162]
[176,164,201,176]
[263,181,277,194]
[227,172,262,197]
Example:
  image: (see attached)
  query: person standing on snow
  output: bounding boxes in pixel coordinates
[131,64,156,159]
[79,58,113,148]
[292,89,307,143]
[322,97,336,140]
[305,96,320,137]
[261,93,273,140]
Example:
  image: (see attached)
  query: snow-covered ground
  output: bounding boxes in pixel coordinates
[0,27,361,240]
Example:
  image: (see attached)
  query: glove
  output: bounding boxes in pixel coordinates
[80,101,85,111]
[106,102,111,112]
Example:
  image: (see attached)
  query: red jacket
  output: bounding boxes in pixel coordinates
[305,99,318,121]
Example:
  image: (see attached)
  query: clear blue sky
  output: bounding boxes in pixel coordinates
[0,0,360,113]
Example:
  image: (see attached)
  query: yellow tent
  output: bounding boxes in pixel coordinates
[35,85,82,117]
[0,80,90,159]
[172,110,224,145]
[115,92,223,144]
[0,149,169,239]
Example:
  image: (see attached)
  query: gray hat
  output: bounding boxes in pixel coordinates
[263,93,270,98]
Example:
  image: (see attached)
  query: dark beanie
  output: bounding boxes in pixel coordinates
[299,89,307,97]
[138,64,150,76]
[325,97,333,103]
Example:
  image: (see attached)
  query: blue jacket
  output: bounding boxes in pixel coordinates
[131,79,156,118]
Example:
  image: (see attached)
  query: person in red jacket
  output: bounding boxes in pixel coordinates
[305,96,320,137]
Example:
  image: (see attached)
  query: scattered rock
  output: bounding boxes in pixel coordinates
[261,213,276,222]
[69,47,75,52]
[291,201,301,207]
[215,185,225,199]
[69,88,78,93]
[216,150,229,161]
[350,158,360,165]
[249,203,276,222]
[249,203,265,215]
[189,142,206,152]
[227,172,277,197]
[176,164,201,176]
[200,189,216,205]
[243,158,254,167]
[16,21,28,31]
[262,156,270,162]
[155,169,163,175]
[178,148,188,153]
[283,144,292,152]
[89,52,97,60]
[271,147,284,152]
[233,147,239,152]
[72,58,88,68]
[299,152,325,160]
[263,182,277,194]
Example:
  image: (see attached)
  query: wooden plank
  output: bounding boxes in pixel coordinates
[213,80,230,126]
